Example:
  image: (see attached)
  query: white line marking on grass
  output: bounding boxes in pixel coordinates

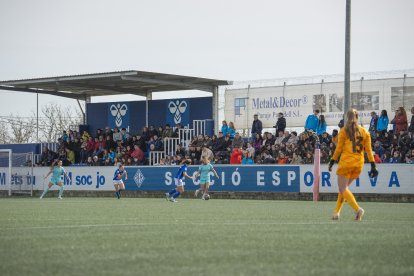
[1,220,411,231]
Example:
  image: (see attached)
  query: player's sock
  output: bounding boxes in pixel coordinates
[342,189,359,212]
[118,189,122,198]
[173,191,181,199]
[40,186,49,198]
[168,188,177,196]
[115,191,120,199]
[58,186,64,197]
[334,193,345,214]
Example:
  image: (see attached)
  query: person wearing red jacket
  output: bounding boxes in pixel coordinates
[230,146,243,164]
[392,107,408,133]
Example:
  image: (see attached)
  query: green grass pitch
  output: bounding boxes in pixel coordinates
[0,197,413,276]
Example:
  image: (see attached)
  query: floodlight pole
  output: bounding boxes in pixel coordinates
[36,93,39,142]
[344,0,351,114]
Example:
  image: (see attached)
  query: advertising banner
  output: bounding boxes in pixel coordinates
[1,164,413,194]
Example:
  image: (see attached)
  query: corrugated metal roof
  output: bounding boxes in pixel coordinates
[0,70,232,100]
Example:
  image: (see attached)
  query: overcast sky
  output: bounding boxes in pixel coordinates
[0,0,413,117]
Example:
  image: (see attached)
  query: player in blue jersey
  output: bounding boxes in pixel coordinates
[165,158,193,203]
[194,157,219,200]
[40,160,69,199]
[113,163,128,199]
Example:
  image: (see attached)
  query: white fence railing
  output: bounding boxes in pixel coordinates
[149,151,165,166]
[164,138,180,157]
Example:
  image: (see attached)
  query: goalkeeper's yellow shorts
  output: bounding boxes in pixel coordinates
[336,165,362,179]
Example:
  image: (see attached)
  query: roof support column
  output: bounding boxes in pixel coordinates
[146,91,152,127]
[212,86,219,134]
[84,95,91,125]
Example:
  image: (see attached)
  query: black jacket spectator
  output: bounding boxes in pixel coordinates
[251,114,263,136]
[273,113,286,134]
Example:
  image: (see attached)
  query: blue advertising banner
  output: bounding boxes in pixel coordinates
[123,165,300,192]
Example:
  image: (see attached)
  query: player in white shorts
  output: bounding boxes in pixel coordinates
[165,158,193,202]
[113,163,128,199]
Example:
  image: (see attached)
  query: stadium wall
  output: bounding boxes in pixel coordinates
[1,164,413,195]
[225,77,414,128]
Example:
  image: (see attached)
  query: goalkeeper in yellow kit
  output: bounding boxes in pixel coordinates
[329,109,378,221]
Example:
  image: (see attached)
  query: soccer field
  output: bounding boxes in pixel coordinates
[0,197,413,276]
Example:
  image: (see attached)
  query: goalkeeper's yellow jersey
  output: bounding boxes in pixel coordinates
[332,125,375,168]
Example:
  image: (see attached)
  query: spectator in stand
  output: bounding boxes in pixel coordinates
[303,152,313,164]
[112,128,122,142]
[104,126,113,138]
[251,114,263,142]
[92,156,102,166]
[372,141,385,158]
[376,110,389,136]
[92,136,106,157]
[281,131,291,144]
[261,150,275,164]
[290,152,303,164]
[232,132,244,149]
[212,132,225,152]
[121,128,129,141]
[304,109,320,132]
[201,145,214,161]
[245,142,255,159]
[319,132,331,145]
[277,152,289,164]
[81,130,91,142]
[175,144,186,157]
[223,134,232,153]
[70,137,81,163]
[274,131,285,146]
[241,151,254,164]
[141,127,151,141]
[409,107,414,138]
[85,137,95,158]
[230,146,243,164]
[162,124,173,138]
[65,148,75,165]
[331,129,339,145]
[382,151,392,163]
[221,120,229,137]
[369,111,379,140]
[105,135,116,152]
[252,133,263,152]
[152,135,164,151]
[286,131,299,146]
[172,123,182,138]
[391,107,408,134]
[102,149,111,166]
[131,144,145,165]
[228,121,236,139]
[149,125,158,137]
[263,132,275,146]
[316,114,327,136]
[86,156,93,166]
[273,112,286,135]
[389,150,401,163]
[405,148,414,164]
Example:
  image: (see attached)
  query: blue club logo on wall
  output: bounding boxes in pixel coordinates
[167,100,189,125]
[109,103,129,128]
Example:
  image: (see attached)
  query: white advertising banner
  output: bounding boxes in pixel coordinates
[224,77,414,128]
[300,164,414,194]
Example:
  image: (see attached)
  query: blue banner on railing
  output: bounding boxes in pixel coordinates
[123,165,300,192]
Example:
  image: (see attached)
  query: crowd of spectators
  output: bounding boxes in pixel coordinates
[37,106,414,167]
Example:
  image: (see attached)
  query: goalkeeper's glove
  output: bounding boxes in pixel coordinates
[328,159,335,172]
[368,162,379,178]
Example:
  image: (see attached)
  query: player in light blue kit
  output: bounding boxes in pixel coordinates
[40,160,69,199]
[165,158,193,203]
[194,157,219,200]
[113,163,128,199]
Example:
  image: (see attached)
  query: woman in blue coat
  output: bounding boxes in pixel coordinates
[376,110,389,135]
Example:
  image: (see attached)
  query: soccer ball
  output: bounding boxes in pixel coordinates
[204,194,210,200]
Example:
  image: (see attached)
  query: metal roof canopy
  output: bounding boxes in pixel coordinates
[0,70,231,100]
[0,70,232,130]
